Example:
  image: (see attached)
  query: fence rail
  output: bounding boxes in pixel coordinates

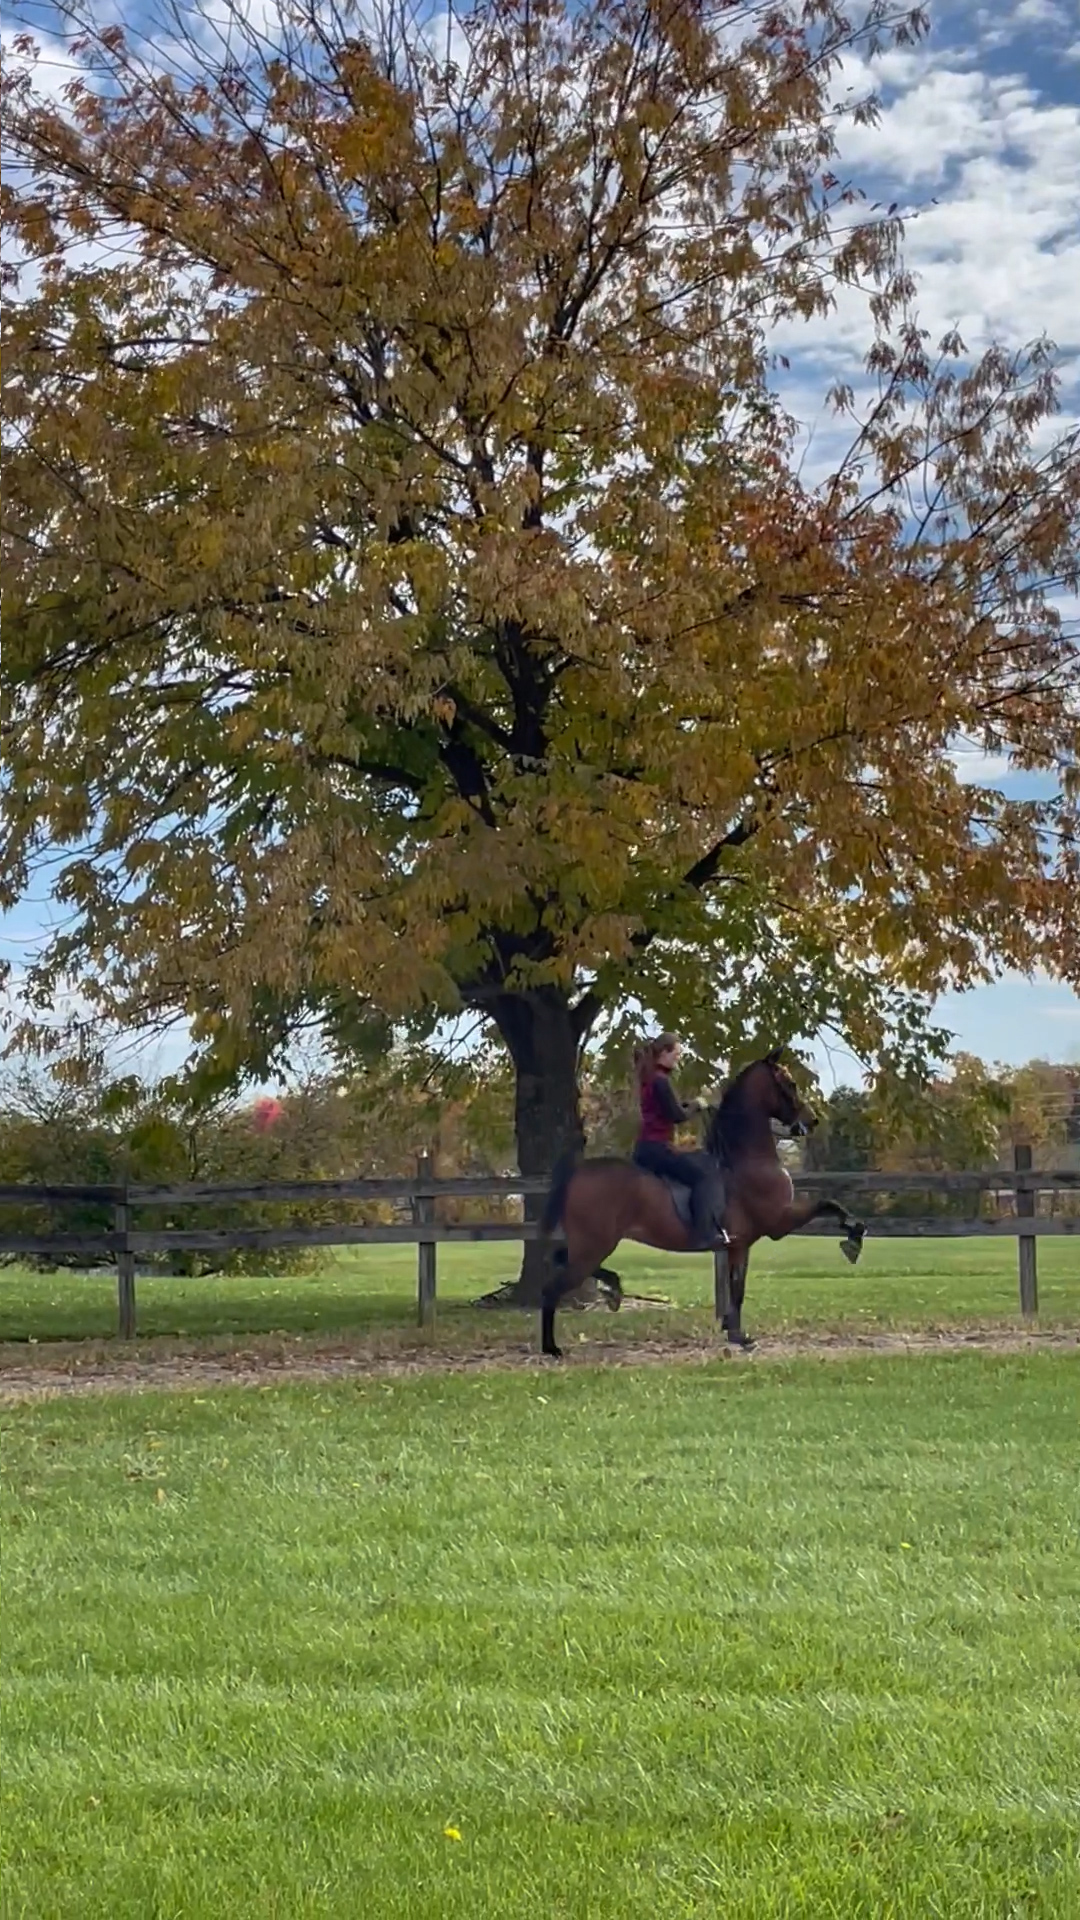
[0,1151,1075,1338]
[2,1168,1077,1206]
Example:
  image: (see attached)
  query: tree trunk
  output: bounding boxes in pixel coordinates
[484,986,593,1307]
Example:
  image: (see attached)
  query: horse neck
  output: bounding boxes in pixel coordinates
[717,1102,780,1167]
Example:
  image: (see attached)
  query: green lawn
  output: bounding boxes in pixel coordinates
[0,1234,1077,1347]
[2,1352,1078,1916]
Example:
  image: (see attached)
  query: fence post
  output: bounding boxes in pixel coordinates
[114,1188,137,1339]
[1015,1143,1037,1318]
[713,1245,731,1325]
[415,1151,436,1328]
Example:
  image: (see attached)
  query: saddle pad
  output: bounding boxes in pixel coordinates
[661,1178,694,1228]
[657,1173,726,1238]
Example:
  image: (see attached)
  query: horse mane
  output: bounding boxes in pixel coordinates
[704,1062,759,1165]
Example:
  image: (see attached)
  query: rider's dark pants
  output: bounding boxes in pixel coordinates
[633,1140,699,1187]
[633,1141,719,1247]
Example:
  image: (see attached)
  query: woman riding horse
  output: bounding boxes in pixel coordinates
[632,1034,725,1250]
[539,1049,866,1359]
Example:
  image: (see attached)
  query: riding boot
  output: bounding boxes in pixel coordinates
[690,1167,724,1250]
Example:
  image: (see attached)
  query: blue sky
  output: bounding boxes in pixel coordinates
[2,0,1078,1083]
[773,0,1080,1076]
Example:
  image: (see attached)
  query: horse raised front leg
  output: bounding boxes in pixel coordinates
[772,1194,866,1264]
[812,1197,866,1264]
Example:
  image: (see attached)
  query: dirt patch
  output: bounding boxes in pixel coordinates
[1,1325,1076,1403]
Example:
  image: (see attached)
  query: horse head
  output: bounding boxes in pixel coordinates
[761,1048,818,1136]
[705,1048,818,1159]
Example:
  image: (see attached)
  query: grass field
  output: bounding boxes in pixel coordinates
[3,1348,1079,1917]
[2,1243,1078,1915]
[0,1233,1078,1348]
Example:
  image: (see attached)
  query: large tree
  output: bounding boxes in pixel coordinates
[2,0,1078,1296]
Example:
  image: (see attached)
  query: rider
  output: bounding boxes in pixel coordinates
[632,1034,724,1249]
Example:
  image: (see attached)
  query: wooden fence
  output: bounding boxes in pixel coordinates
[0,1147,1076,1338]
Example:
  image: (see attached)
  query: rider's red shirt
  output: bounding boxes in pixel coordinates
[637,1069,689,1144]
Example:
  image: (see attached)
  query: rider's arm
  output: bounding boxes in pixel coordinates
[654,1076,696,1125]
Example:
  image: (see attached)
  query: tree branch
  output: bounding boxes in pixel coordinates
[566,813,763,1041]
[314,750,424,793]
[682,813,758,892]
[447,687,514,750]
[571,989,604,1042]
[624,812,760,968]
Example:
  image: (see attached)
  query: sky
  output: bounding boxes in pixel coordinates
[1,0,1078,1085]
[779,0,1080,1077]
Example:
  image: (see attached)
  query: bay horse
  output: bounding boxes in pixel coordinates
[539,1049,866,1359]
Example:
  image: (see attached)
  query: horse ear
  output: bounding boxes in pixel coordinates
[766,1045,784,1065]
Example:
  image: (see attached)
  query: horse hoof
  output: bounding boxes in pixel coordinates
[727,1329,756,1352]
[542,1344,563,1362]
[604,1291,622,1314]
[841,1238,862,1265]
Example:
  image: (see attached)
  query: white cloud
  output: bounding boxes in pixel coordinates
[973,0,1077,53]
[948,748,1016,786]
[195,0,296,39]
[771,32,1080,482]
[815,60,1080,360]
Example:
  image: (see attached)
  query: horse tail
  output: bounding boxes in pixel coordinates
[540,1149,580,1237]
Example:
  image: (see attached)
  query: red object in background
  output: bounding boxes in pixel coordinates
[251,1096,285,1133]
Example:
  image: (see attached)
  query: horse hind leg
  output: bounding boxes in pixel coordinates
[541,1245,620,1359]
[545,1244,607,1305]
[541,1252,588,1360]
[593,1264,623,1312]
